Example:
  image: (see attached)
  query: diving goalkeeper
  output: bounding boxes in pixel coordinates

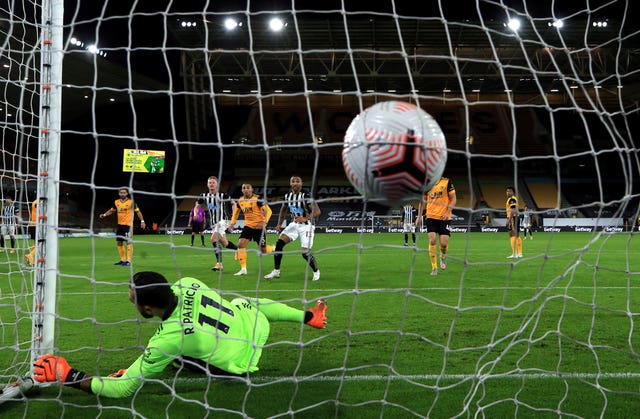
[33,271,328,398]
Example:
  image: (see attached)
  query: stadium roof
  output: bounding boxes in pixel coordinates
[169,12,639,107]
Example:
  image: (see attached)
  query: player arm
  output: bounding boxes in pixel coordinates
[34,332,178,398]
[446,190,457,219]
[415,201,425,225]
[275,202,288,227]
[100,207,116,218]
[309,201,321,221]
[135,207,146,227]
[263,203,273,224]
[229,205,240,227]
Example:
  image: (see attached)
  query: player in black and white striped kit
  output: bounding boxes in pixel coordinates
[402,203,417,247]
[1,197,18,253]
[264,175,321,281]
[202,176,238,272]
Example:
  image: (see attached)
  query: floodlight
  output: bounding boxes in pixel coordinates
[551,19,564,28]
[224,18,238,30]
[507,18,521,31]
[269,17,285,32]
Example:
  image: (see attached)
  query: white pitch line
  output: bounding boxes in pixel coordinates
[156,371,640,384]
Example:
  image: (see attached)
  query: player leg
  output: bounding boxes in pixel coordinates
[439,222,451,270]
[507,219,516,258]
[300,225,320,281]
[233,228,251,275]
[8,225,16,253]
[515,217,523,257]
[125,228,134,264]
[113,226,127,265]
[265,223,299,279]
[428,231,438,275]
[0,226,5,250]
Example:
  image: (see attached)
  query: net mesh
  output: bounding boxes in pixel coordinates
[1,0,639,416]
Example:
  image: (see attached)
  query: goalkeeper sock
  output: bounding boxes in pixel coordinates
[249,298,305,322]
[428,244,437,269]
[274,239,286,269]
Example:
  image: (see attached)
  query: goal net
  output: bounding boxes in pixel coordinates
[1,0,639,416]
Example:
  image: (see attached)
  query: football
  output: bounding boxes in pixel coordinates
[342,101,448,203]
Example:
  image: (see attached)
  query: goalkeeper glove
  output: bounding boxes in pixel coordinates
[33,354,87,389]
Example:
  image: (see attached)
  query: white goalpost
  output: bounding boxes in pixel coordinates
[1,0,639,416]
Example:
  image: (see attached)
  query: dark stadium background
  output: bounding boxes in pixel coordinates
[51,0,638,231]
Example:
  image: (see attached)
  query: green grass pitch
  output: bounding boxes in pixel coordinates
[1,231,640,417]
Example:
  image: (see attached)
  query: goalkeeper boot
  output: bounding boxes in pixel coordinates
[234,268,247,276]
[264,269,280,280]
[306,299,327,329]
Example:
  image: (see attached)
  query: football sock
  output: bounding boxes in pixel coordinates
[404,233,408,244]
[29,246,36,260]
[440,244,448,256]
[412,233,416,244]
[117,245,126,261]
[302,252,318,271]
[214,241,222,263]
[274,239,286,269]
[191,236,194,246]
[265,244,274,254]
[225,241,238,250]
[0,236,4,248]
[126,243,133,261]
[236,249,247,268]
[516,237,522,254]
[428,244,437,269]
[10,237,15,248]
[510,237,515,254]
[248,298,305,322]
[200,236,205,246]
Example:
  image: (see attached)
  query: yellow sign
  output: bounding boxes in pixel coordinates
[122,149,165,173]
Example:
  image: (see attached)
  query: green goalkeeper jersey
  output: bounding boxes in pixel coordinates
[91,277,271,398]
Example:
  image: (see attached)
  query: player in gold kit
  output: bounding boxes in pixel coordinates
[505,186,522,258]
[228,183,273,276]
[100,188,146,266]
[416,177,457,276]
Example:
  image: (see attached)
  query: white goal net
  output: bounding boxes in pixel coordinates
[1,0,639,417]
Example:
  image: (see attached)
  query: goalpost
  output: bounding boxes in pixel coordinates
[1,0,639,416]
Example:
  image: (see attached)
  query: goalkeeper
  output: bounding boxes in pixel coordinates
[33,271,328,398]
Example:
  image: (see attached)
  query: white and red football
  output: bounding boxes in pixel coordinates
[342,101,448,203]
